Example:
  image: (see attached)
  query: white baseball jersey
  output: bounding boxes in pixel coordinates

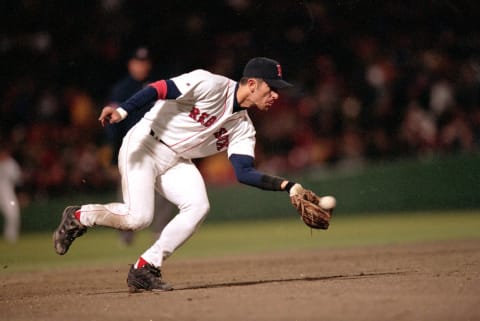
[143,69,256,159]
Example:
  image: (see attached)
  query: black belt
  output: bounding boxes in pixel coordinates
[149,129,166,145]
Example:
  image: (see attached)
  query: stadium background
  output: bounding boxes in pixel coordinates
[1,0,479,232]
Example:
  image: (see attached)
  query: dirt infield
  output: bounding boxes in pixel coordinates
[1,239,479,321]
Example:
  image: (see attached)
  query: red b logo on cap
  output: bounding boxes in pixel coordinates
[276,64,282,77]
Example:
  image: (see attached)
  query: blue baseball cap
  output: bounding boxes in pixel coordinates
[243,57,292,89]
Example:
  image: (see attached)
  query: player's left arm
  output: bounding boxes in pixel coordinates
[99,80,181,126]
[229,154,299,193]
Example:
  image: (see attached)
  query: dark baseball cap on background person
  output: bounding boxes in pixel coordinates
[243,57,293,89]
[130,47,151,61]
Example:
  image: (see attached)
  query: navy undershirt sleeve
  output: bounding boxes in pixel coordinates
[229,154,263,186]
[229,154,286,191]
[165,79,181,99]
[119,80,181,113]
[119,86,158,113]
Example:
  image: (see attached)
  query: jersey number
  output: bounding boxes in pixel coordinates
[214,128,229,151]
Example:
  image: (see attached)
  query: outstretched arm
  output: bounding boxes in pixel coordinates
[230,154,336,229]
[229,153,302,194]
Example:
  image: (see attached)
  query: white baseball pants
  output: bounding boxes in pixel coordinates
[79,122,210,267]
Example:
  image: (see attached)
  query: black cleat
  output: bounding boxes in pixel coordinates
[127,264,173,293]
[53,206,87,255]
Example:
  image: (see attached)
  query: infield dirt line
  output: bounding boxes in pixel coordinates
[84,270,413,295]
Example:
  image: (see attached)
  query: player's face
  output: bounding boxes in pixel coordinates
[252,80,279,111]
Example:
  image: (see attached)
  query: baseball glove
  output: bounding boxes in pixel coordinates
[290,189,332,229]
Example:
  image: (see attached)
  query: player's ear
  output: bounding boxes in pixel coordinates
[247,78,258,93]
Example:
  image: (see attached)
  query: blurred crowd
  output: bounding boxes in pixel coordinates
[1,0,479,200]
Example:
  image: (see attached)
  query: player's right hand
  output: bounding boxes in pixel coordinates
[99,106,122,127]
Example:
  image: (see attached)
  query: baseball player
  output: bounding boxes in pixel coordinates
[0,143,22,243]
[53,57,309,292]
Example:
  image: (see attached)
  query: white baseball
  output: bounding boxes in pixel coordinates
[320,196,336,210]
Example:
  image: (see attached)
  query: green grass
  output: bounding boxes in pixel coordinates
[1,210,479,272]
